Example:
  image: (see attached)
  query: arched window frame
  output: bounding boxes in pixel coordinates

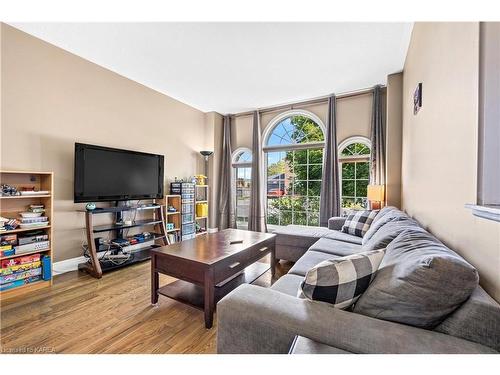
[263,110,326,152]
[338,136,372,161]
[338,136,372,210]
[263,110,326,227]
[232,147,253,168]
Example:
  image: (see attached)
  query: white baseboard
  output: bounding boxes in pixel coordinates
[53,256,86,275]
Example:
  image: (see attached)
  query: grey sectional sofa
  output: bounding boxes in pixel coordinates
[217,206,500,354]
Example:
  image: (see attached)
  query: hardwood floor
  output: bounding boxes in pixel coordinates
[0,257,291,354]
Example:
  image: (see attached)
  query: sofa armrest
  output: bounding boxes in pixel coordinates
[217,284,497,354]
[328,216,346,230]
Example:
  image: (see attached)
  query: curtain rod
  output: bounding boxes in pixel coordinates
[231,85,386,118]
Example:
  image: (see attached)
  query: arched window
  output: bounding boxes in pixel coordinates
[232,148,252,229]
[338,137,371,210]
[263,110,325,227]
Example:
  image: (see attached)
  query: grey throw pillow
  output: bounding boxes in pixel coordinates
[298,249,385,309]
[354,227,479,329]
[341,209,379,238]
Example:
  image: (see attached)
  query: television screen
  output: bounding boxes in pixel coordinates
[74,143,164,202]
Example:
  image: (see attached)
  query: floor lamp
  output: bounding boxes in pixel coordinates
[200,151,214,184]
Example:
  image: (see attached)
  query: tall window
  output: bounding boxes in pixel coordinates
[264,111,325,227]
[232,148,252,229]
[339,137,371,210]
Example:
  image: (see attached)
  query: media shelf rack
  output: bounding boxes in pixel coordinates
[78,203,167,278]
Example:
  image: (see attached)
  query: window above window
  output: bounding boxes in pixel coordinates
[340,142,371,157]
[232,148,252,167]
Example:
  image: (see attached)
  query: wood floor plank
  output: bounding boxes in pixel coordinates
[0,258,291,354]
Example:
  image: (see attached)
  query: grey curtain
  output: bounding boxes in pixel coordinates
[248,111,267,232]
[370,85,386,185]
[319,95,341,227]
[217,115,236,229]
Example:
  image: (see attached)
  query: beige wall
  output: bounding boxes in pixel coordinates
[0,24,210,262]
[232,92,378,155]
[386,73,403,207]
[402,22,500,301]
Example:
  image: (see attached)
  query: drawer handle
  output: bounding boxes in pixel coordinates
[259,247,269,252]
[229,262,241,269]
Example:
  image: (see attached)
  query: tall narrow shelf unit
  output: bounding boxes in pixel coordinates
[0,170,54,299]
[161,194,182,243]
[170,182,196,241]
[195,184,209,236]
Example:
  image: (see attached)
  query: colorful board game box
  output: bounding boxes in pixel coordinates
[0,249,15,257]
[1,253,41,268]
[0,275,42,291]
[0,261,42,276]
[0,234,17,245]
[0,267,42,285]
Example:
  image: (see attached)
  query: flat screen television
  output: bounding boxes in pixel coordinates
[74,143,164,203]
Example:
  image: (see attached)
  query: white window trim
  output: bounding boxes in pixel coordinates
[232,147,252,229]
[338,136,372,155]
[263,110,326,228]
[232,147,252,168]
[338,136,372,212]
[263,109,326,152]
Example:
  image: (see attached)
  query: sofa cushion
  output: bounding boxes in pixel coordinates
[341,209,379,237]
[362,207,410,245]
[299,249,386,309]
[354,227,479,329]
[275,225,332,248]
[435,286,500,352]
[288,251,337,277]
[309,238,362,257]
[362,218,421,251]
[371,205,399,225]
[323,230,362,245]
[271,274,304,297]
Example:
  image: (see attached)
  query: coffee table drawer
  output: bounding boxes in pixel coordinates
[213,242,272,283]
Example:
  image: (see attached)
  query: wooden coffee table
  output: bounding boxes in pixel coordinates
[151,229,276,328]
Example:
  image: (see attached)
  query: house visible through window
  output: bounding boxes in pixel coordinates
[263,111,325,227]
[232,149,252,229]
[339,138,371,210]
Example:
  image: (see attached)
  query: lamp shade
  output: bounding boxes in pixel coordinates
[367,185,385,202]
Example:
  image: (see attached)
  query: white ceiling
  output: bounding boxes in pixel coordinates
[11,23,413,114]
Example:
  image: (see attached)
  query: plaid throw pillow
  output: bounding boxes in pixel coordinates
[341,209,379,237]
[298,249,385,309]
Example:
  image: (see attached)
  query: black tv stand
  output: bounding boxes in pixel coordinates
[78,201,167,278]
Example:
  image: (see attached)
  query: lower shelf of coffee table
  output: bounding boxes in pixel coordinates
[157,261,270,310]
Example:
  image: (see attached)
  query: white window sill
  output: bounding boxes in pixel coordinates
[465,204,500,223]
